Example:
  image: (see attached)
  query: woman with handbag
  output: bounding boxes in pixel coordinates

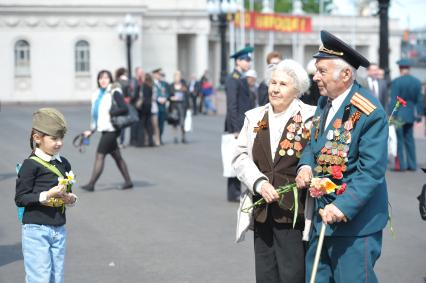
[81,70,133,192]
[168,70,190,143]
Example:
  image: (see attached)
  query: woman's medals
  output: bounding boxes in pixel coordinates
[278,113,311,159]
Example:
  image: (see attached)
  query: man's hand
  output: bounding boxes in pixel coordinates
[319,204,347,224]
[296,166,313,189]
[260,182,280,203]
[158,97,167,104]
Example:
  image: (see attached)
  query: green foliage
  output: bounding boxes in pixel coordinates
[244,0,333,14]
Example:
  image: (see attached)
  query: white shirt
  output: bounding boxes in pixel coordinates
[324,84,353,129]
[367,77,379,98]
[267,99,299,161]
[91,89,115,132]
[34,147,62,163]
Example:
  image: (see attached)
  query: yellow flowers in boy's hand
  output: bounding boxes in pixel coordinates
[46,197,65,207]
[44,171,76,210]
[58,171,75,191]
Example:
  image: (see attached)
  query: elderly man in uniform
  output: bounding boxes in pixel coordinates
[225,46,256,202]
[296,30,389,283]
[389,59,424,171]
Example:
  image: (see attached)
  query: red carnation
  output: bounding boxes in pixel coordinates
[331,165,343,180]
[397,96,407,107]
[336,183,347,195]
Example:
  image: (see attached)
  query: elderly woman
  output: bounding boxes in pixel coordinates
[233,59,316,283]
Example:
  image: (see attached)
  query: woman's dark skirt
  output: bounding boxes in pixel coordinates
[97,131,119,154]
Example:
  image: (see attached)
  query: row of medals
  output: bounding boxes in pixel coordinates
[278,114,311,158]
[314,118,353,174]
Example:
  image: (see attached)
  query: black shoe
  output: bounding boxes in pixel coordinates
[81,184,94,192]
[119,182,133,190]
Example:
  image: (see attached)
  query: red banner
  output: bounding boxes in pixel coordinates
[234,12,312,33]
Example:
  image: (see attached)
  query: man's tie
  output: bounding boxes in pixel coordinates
[320,99,332,134]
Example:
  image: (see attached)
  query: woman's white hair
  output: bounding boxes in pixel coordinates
[332,58,356,82]
[265,59,310,97]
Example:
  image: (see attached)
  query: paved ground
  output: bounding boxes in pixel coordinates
[0,104,425,283]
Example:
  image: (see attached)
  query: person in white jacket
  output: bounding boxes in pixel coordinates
[233,59,316,283]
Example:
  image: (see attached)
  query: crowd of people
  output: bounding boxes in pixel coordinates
[77,67,219,192]
[113,67,217,148]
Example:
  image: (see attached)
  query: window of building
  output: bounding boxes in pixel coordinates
[75,40,90,74]
[14,40,30,76]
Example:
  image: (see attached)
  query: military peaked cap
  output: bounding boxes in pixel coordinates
[230,46,254,61]
[313,30,370,69]
[396,58,411,67]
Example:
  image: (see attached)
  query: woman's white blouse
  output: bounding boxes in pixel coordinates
[91,90,115,132]
[267,99,299,161]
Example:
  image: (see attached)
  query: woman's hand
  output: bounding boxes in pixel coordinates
[47,184,65,199]
[260,182,280,203]
[83,130,93,138]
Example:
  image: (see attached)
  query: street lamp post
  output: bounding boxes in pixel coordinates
[262,0,275,54]
[378,0,390,83]
[118,14,139,78]
[207,0,238,85]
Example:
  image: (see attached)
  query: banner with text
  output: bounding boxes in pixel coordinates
[234,12,312,33]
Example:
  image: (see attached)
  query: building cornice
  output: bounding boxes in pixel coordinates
[0,5,147,15]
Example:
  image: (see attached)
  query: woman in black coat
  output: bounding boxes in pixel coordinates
[169,70,190,143]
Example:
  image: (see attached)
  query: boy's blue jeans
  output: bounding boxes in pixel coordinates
[22,224,66,283]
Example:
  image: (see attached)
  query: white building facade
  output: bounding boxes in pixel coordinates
[0,0,402,102]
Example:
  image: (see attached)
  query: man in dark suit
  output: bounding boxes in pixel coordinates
[296,30,389,283]
[364,63,389,110]
[389,59,424,171]
[225,46,255,202]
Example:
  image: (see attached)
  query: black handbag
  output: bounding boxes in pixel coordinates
[167,105,179,125]
[111,102,140,130]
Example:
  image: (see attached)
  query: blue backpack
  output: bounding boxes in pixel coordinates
[16,163,25,222]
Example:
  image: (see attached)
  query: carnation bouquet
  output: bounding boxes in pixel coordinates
[241,167,347,228]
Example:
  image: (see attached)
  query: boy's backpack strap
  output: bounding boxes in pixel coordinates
[29,156,64,178]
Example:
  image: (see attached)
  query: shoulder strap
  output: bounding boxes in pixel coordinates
[350,92,376,116]
[30,156,63,178]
